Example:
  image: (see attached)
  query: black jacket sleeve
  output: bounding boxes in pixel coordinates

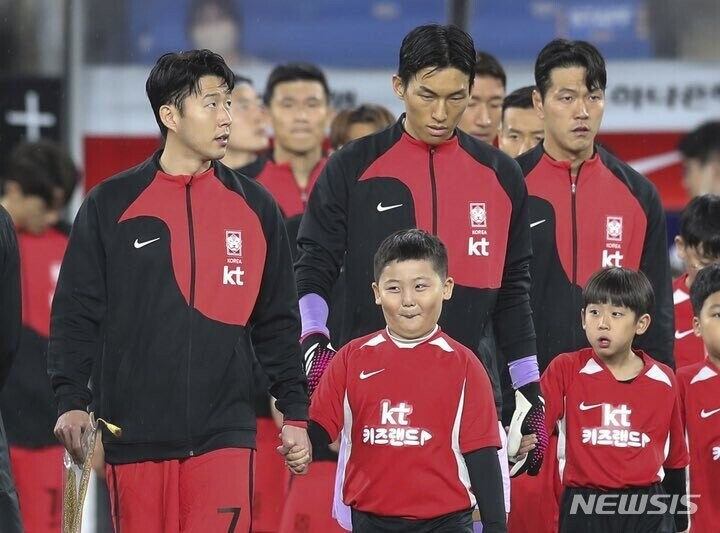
[295,151,350,303]
[47,193,106,415]
[250,198,310,421]
[0,207,21,390]
[635,183,674,368]
[464,447,507,532]
[493,158,537,362]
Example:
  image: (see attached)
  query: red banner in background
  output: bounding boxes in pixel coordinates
[598,131,687,212]
[84,136,160,192]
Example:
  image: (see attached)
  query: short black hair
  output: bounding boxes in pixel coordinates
[2,141,79,207]
[535,39,607,100]
[474,51,506,88]
[234,74,252,86]
[680,194,720,259]
[329,104,395,149]
[373,229,448,281]
[146,49,234,138]
[583,267,654,318]
[397,24,475,89]
[678,121,720,165]
[502,85,537,121]
[690,264,720,316]
[263,62,330,106]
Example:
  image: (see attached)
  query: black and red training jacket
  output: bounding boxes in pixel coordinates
[296,117,537,412]
[518,143,674,371]
[48,151,309,464]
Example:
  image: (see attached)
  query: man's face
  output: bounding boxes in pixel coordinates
[393,67,471,146]
[268,80,329,155]
[499,106,545,158]
[683,156,720,197]
[458,75,505,144]
[228,83,269,154]
[372,259,453,340]
[8,184,64,234]
[169,75,232,162]
[534,67,604,161]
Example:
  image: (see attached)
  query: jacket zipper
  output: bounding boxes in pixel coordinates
[185,180,197,456]
[429,148,438,234]
[570,164,584,348]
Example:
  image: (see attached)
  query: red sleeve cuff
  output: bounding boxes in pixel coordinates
[283,420,308,429]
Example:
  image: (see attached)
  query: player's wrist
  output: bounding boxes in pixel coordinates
[508,355,540,389]
[283,420,308,429]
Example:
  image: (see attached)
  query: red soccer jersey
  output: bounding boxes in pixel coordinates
[673,274,706,370]
[541,348,688,490]
[310,327,501,519]
[677,360,720,532]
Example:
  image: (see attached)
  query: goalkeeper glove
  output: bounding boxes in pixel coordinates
[301,333,335,395]
[507,381,549,477]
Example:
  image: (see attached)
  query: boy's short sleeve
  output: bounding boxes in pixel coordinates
[664,378,690,469]
[309,344,349,441]
[541,354,569,436]
[459,353,502,453]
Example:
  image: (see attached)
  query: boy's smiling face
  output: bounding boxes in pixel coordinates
[582,302,650,360]
[372,259,454,340]
[694,290,720,360]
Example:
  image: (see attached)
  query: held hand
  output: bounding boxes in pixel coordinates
[54,410,92,464]
[509,433,538,462]
[277,425,312,474]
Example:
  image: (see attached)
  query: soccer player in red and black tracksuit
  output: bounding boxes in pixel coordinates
[47,50,311,533]
[0,141,79,533]
[239,64,337,533]
[507,39,675,533]
[672,195,720,370]
[296,26,549,526]
[0,204,22,532]
[677,264,720,532]
[542,268,688,533]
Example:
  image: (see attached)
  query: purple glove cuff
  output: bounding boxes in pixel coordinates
[508,355,540,389]
[299,293,330,339]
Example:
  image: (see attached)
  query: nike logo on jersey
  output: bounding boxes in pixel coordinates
[134,237,160,249]
[674,329,694,340]
[579,402,604,411]
[530,219,546,228]
[700,407,720,419]
[376,202,403,212]
[359,369,385,380]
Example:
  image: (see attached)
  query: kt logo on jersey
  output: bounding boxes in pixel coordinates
[580,402,650,448]
[363,400,433,447]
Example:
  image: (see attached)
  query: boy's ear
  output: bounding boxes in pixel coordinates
[372,282,381,305]
[580,308,586,329]
[634,313,651,336]
[693,316,702,337]
[675,236,686,258]
[443,277,455,300]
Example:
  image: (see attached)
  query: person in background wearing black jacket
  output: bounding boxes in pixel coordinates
[0,204,22,532]
[0,141,78,533]
[47,50,311,533]
[508,39,675,533]
[296,24,548,530]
